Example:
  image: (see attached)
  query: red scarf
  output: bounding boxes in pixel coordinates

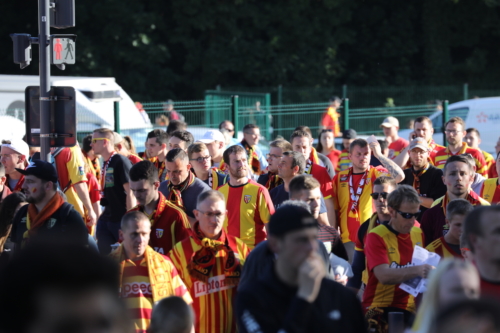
[265,171,283,191]
[188,222,241,286]
[167,171,195,210]
[241,139,262,175]
[11,174,25,192]
[309,147,321,165]
[442,191,482,216]
[153,158,167,182]
[26,192,65,238]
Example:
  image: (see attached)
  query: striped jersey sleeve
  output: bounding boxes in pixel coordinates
[425,237,462,259]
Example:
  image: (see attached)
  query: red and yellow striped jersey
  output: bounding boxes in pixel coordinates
[362,224,424,313]
[336,149,352,172]
[425,236,462,259]
[333,166,389,243]
[483,151,494,178]
[121,255,192,333]
[218,180,275,249]
[168,235,250,333]
[480,178,500,204]
[431,143,487,176]
[388,138,409,159]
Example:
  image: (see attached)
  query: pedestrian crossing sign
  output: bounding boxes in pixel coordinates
[51,35,76,65]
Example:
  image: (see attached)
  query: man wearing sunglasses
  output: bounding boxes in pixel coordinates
[257,139,292,191]
[362,185,431,329]
[188,142,228,190]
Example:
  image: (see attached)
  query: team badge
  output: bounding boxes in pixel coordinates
[46,218,57,229]
[340,175,348,182]
[156,229,164,238]
[78,166,84,176]
[244,195,251,204]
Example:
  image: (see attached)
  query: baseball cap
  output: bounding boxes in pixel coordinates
[1,138,29,157]
[409,137,429,151]
[342,129,357,140]
[380,116,399,128]
[268,205,318,237]
[15,160,58,183]
[113,132,123,145]
[198,130,225,144]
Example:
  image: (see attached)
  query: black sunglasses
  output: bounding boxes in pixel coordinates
[397,210,420,219]
[370,192,389,200]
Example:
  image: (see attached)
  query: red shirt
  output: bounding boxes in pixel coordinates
[324,150,341,172]
[388,137,409,159]
[481,277,500,301]
[86,172,101,204]
[307,162,334,200]
[489,161,498,178]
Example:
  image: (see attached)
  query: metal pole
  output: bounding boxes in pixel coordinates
[231,95,239,139]
[114,101,121,133]
[463,83,469,100]
[342,84,347,100]
[39,0,51,162]
[443,100,449,146]
[343,98,349,131]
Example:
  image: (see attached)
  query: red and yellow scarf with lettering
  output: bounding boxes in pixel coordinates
[110,245,174,303]
[24,192,65,241]
[167,171,195,210]
[188,222,241,287]
[241,139,262,175]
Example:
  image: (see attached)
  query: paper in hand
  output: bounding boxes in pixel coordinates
[367,135,378,144]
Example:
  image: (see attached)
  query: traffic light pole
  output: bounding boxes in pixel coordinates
[39,0,51,162]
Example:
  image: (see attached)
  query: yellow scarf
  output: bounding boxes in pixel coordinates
[110,245,174,303]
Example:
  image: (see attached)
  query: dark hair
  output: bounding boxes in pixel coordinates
[0,192,26,238]
[290,130,312,142]
[167,120,187,135]
[170,130,194,148]
[414,116,433,127]
[82,134,93,153]
[282,151,306,174]
[378,139,388,152]
[147,129,169,145]
[223,145,246,165]
[129,160,159,184]
[289,175,320,198]
[443,155,473,175]
[433,299,500,333]
[387,184,420,211]
[465,128,480,138]
[294,126,312,137]
[446,198,474,220]
[373,176,397,188]
[150,296,194,333]
[243,124,259,132]
[349,138,368,153]
[166,148,189,163]
[464,206,500,253]
[316,129,333,152]
[218,120,233,130]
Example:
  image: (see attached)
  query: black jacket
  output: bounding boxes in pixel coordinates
[236,261,367,333]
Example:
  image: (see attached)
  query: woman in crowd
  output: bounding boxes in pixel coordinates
[316,129,341,171]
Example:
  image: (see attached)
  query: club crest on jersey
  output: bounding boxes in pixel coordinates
[46,218,57,229]
[244,195,252,204]
[340,175,348,182]
[156,229,164,238]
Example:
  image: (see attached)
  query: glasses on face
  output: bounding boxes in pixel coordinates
[266,153,283,160]
[190,156,211,163]
[370,192,389,200]
[197,210,224,219]
[91,138,108,144]
[397,210,420,219]
[444,130,460,135]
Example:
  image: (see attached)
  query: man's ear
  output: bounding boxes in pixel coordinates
[118,229,124,242]
[0,176,6,186]
[387,206,397,219]
[445,218,450,227]
[193,209,200,221]
[161,143,167,151]
[153,181,160,190]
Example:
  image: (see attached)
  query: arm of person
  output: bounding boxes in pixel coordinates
[324,198,337,228]
[392,145,410,168]
[373,263,433,285]
[317,212,329,226]
[92,201,101,220]
[123,183,136,211]
[369,140,405,182]
[73,182,97,227]
[419,196,435,209]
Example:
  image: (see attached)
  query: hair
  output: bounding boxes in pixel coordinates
[378,140,388,152]
[82,134,93,153]
[465,128,480,138]
[120,210,151,231]
[373,176,397,188]
[413,258,480,333]
[222,144,245,165]
[243,124,259,132]
[294,126,312,137]
[167,120,187,135]
[443,155,474,175]
[187,142,208,160]
[123,136,137,154]
[446,198,474,221]
[445,116,465,130]
[219,128,233,146]
[280,199,311,213]
[270,139,292,152]
[460,226,470,250]
[459,153,475,171]
[147,129,169,145]
[166,148,189,164]
[414,116,433,127]
[282,151,306,174]
[349,138,368,153]
[170,130,194,148]
[0,243,120,333]
[149,296,194,333]
[464,206,500,253]
[0,192,26,238]
[196,190,225,209]
[129,160,159,184]
[387,185,420,210]
[290,130,312,142]
[218,120,233,130]
[93,127,114,140]
[289,175,321,198]
[316,129,333,152]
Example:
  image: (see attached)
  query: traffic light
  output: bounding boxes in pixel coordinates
[50,0,75,29]
[10,34,32,69]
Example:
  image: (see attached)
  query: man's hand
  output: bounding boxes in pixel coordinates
[368,136,382,158]
[408,131,417,142]
[416,264,434,279]
[297,252,326,303]
[87,209,97,228]
[334,274,348,286]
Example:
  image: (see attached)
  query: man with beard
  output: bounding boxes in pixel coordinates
[218,145,275,249]
[10,160,88,247]
[420,155,489,245]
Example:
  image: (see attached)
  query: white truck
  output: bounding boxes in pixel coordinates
[0,74,152,151]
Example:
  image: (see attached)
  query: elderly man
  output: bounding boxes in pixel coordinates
[146,129,170,182]
[169,190,250,333]
[159,148,210,225]
[0,138,29,192]
[110,211,192,333]
[198,129,226,170]
[380,116,409,159]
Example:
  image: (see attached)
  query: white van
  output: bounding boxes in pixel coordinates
[399,97,500,154]
[0,75,152,151]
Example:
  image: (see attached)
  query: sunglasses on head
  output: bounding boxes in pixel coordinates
[370,192,389,200]
[397,210,420,219]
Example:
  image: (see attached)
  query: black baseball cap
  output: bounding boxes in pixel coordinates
[268,205,318,237]
[342,129,357,140]
[15,160,58,183]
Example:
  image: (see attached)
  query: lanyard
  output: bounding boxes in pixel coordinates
[100,152,116,195]
[349,168,370,212]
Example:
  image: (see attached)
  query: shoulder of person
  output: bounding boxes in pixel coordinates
[192,177,211,190]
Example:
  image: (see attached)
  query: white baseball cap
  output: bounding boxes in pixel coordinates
[380,116,399,128]
[198,130,225,144]
[1,138,29,157]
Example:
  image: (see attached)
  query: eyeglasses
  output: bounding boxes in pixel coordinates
[397,210,420,219]
[190,156,211,163]
[370,192,389,200]
[91,138,108,144]
[444,130,460,135]
[197,210,225,219]
[266,153,283,159]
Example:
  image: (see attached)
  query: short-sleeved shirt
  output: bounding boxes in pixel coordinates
[425,236,462,259]
[102,154,133,222]
[218,180,275,249]
[432,143,488,176]
[480,178,500,204]
[158,178,211,218]
[362,223,424,313]
[388,137,409,159]
[269,184,327,213]
[305,163,333,200]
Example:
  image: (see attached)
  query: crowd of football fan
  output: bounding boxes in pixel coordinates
[0,110,499,333]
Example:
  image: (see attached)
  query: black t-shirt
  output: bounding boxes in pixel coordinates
[101,154,132,222]
[399,165,447,220]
